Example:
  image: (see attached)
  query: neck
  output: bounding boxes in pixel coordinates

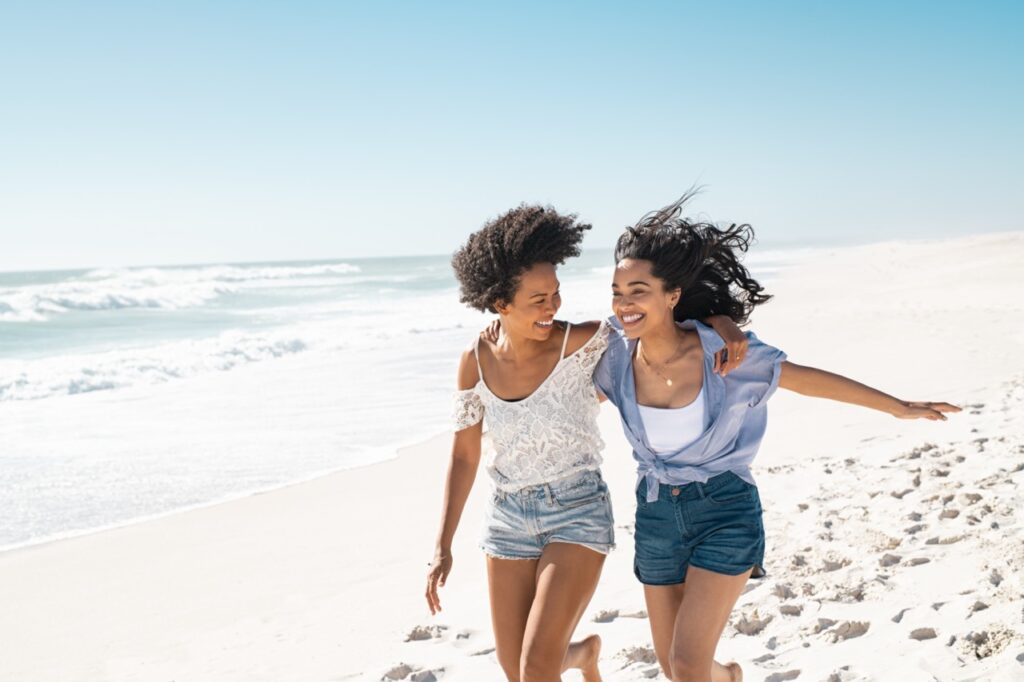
[637,317,683,363]
[497,318,548,361]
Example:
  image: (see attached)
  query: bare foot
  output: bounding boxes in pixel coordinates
[725,661,743,681]
[562,634,602,682]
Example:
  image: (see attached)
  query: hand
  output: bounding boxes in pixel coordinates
[893,401,962,421]
[480,318,501,344]
[425,552,453,615]
[707,316,748,376]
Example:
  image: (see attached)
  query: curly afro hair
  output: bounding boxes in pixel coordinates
[452,204,591,313]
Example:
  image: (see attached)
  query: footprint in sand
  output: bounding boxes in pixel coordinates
[382,664,415,680]
[734,610,774,636]
[404,625,448,642]
[968,600,989,615]
[909,627,938,640]
[381,664,446,681]
[772,583,797,600]
[779,604,803,616]
[410,671,443,682]
[925,534,964,545]
[959,627,1018,659]
[878,553,901,567]
[765,671,801,681]
[892,608,910,623]
[821,556,851,572]
[811,618,837,634]
[618,645,658,667]
[826,621,870,643]
[592,608,647,623]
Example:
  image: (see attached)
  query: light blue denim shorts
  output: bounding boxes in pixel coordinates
[481,469,615,560]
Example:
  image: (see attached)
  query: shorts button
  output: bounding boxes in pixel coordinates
[671,487,681,496]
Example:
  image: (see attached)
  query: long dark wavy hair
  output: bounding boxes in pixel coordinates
[614,189,772,325]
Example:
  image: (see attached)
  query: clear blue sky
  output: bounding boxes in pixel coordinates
[1,1,1021,271]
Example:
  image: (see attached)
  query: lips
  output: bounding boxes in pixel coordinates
[620,312,645,326]
[535,319,554,329]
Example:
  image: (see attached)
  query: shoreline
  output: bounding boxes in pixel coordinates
[3,230,1016,554]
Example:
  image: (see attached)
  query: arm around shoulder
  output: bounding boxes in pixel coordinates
[564,320,604,356]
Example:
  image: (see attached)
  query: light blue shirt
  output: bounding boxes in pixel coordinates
[594,317,787,503]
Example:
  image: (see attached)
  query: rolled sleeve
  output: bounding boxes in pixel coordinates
[734,332,787,407]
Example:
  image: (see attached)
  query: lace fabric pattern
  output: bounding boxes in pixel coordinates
[450,321,611,491]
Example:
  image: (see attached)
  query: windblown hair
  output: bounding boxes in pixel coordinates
[452,204,591,313]
[614,189,771,324]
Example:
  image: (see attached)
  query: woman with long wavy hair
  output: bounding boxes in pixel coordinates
[595,192,960,681]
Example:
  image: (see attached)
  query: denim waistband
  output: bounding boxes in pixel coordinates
[636,470,748,503]
[494,468,602,502]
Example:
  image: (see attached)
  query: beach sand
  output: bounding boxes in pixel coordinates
[2,232,1022,681]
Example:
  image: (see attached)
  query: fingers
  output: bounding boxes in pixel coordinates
[425,570,442,614]
[906,402,961,420]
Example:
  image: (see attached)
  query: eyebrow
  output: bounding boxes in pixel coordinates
[611,280,651,288]
[528,285,560,298]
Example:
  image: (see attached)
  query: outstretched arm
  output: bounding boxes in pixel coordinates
[778,361,961,420]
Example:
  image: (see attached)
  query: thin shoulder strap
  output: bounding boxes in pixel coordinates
[473,335,485,379]
[560,322,572,358]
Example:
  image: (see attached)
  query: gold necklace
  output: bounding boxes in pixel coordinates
[637,340,684,387]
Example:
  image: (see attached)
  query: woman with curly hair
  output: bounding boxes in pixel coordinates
[595,192,961,682]
[425,203,746,681]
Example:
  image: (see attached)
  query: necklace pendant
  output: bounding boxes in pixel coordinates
[666,379,673,387]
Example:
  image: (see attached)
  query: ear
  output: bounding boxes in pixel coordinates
[493,300,510,315]
[669,288,682,308]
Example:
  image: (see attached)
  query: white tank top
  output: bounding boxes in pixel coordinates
[638,383,706,454]
[451,321,610,491]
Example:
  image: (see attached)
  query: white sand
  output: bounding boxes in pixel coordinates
[2,232,1023,681]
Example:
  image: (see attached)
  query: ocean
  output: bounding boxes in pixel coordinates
[0,246,813,551]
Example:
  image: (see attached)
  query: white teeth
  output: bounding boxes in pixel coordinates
[622,314,644,323]
[536,320,553,327]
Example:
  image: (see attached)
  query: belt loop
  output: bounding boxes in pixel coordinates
[544,483,554,505]
[695,481,707,500]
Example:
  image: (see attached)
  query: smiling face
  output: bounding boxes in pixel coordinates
[611,258,681,338]
[495,262,561,341]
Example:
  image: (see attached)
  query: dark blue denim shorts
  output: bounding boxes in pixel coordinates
[633,471,765,585]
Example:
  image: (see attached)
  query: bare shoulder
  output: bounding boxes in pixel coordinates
[564,320,604,356]
[456,346,481,390]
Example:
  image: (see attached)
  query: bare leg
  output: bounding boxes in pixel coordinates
[644,580,744,681]
[487,556,538,682]
[520,542,606,682]
[666,566,751,682]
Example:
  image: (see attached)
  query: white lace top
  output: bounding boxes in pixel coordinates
[452,321,610,491]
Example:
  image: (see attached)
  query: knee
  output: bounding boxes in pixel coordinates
[520,643,562,681]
